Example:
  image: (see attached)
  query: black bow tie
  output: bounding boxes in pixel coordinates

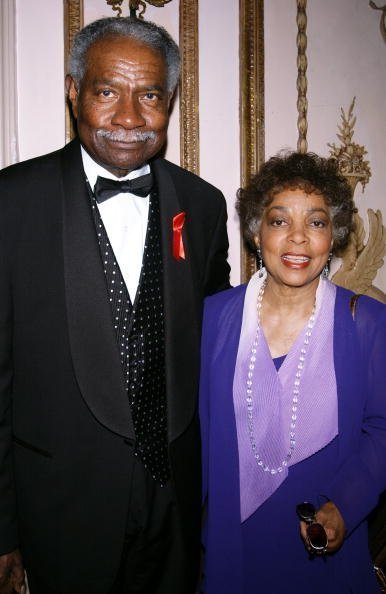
[94,172,154,203]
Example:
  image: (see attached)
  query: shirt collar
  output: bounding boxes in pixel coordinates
[80,145,151,193]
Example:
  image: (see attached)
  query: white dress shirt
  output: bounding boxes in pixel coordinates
[81,147,150,303]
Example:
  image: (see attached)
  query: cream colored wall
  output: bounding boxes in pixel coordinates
[16,0,64,159]
[199,2,240,283]
[15,0,386,290]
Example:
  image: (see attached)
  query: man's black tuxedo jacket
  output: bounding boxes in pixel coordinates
[0,139,230,591]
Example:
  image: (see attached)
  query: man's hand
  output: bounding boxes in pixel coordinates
[300,500,346,554]
[0,549,25,594]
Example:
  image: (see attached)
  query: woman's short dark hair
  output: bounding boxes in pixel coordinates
[236,151,356,254]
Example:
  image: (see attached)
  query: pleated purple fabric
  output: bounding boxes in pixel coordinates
[233,274,338,521]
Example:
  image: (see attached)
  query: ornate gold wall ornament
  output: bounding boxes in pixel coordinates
[296,0,308,153]
[179,0,199,175]
[145,0,172,6]
[328,97,371,193]
[106,1,173,19]
[332,210,386,302]
[240,0,265,282]
[369,1,386,44]
[329,99,386,303]
[105,0,124,18]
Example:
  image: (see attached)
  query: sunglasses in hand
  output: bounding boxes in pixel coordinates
[296,502,328,554]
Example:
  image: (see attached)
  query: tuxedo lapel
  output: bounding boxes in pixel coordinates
[60,141,134,439]
[152,159,200,442]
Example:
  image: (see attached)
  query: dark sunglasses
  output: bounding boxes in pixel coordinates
[296,502,328,553]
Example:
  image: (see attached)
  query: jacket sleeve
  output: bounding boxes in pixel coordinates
[199,299,212,504]
[202,195,231,296]
[0,241,19,555]
[324,297,386,535]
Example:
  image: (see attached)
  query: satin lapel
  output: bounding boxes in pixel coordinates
[152,159,200,442]
[60,141,134,439]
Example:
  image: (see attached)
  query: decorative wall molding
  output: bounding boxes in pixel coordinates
[0,0,19,167]
[239,0,265,282]
[179,0,199,175]
[296,0,308,153]
[64,0,83,142]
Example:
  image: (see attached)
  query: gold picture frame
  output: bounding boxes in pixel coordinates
[179,0,199,175]
[239,0,265,282]
[64,0,83,143]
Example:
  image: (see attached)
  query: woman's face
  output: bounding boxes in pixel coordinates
[255,188,333,290]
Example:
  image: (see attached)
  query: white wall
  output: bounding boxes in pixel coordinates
[199,1,240,283]
[16,0,64,159]
[14,0,386,290]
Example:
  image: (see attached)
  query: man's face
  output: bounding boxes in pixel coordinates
[67,36,171,177]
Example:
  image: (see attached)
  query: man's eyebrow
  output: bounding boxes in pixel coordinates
[140,84,165,92]
[91,79,166,92]
[92,77,115,86]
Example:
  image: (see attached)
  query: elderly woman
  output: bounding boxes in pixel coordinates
[199,151,386,594]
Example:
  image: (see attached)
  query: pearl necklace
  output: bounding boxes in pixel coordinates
[246,282,316,475]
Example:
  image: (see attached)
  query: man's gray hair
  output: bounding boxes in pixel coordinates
[69,17,180,94]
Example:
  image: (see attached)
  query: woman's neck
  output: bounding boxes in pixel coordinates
[260,276,320,357]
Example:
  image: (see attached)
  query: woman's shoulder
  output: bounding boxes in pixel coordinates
[335,285,386,350]
[203,284,247,327]
[202,285,247,347]
[204,284,247,310]
[354,293,386,336]
[335,285,386,318]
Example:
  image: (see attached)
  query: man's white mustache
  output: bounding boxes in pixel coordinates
[96,129,157,142]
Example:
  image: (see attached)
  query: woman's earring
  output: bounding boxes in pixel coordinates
[323,252,333,278]
[256,247,265,278]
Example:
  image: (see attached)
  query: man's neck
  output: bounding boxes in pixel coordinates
[80,146,150,190]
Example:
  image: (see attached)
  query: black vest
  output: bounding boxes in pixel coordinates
[89,185,170,485]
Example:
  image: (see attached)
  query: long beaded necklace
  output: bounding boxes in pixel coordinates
[246,281,316,475]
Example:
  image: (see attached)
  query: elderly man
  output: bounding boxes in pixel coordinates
[0,17,230,594]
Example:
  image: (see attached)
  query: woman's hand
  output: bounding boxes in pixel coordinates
[300,500,346,554]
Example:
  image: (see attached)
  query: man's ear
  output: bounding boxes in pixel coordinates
[66,75,79,119]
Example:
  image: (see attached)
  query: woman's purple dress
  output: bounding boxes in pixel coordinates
[200,284,386,594]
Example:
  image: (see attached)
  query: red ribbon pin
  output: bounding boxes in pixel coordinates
[172,212,186,260]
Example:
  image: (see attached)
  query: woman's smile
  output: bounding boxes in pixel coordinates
[281,253,311,268]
